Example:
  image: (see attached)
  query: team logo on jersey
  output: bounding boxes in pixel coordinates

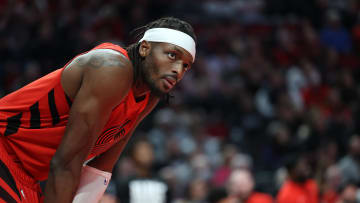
[94,119,131,147]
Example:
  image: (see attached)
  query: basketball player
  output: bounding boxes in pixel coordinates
[0,17,196,203]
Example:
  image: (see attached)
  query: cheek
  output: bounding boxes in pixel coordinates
[152,51,172,73]
[146,55,163,75]
[142,59,156,78]
[147,65,162,82]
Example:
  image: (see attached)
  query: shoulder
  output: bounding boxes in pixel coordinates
[77,49,132,72]
[62,48,134,101]
[65,49,133,85]
[338,155,352,165]
[63,48,133,80]
[79,49,134,99]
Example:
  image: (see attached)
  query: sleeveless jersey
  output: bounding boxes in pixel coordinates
[0,43,149,181]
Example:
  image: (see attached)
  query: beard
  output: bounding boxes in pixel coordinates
[140,61,166,98]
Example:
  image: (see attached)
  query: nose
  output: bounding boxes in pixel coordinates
[171,62,184,80]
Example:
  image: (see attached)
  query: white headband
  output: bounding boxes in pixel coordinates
[139,28,196,62]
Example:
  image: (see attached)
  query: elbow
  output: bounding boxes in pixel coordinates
[48,157,82,190]
[49,157,62,173]
[46,157,82,200]
[49,156,80,178]
[50,158,63,173]
[49,157,69,179]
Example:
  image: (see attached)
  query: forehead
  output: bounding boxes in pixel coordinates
[154,42,194,62]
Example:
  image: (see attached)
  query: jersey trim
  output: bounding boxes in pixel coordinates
[48,89,60,125]
[29,102,40,129]
[4,113,22,136]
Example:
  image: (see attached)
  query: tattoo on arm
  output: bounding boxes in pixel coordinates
[88,55,105,68]
[78,52,124,69]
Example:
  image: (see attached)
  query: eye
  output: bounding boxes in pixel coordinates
[167,52,176,60]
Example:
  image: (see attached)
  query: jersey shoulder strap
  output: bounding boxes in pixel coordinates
[91,43,129,59]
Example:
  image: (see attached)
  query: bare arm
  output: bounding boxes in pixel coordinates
[87,94,159,172]
[44,50,133,203]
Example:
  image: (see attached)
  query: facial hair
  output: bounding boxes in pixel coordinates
[141,59,166,97]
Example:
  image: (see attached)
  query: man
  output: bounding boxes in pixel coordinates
[335,182,360,203]
[276,153,319,203]
[115,139,171,203]
[0,17,196,203]
[337,135,360,186]
[222,169,274,203]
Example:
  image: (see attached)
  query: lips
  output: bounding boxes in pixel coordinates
[163,76,177,89]
[165,76,176,86]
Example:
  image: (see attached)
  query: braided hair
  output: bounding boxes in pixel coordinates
[126,17,196,101]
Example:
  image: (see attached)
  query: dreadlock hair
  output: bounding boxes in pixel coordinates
[126,17,197,102]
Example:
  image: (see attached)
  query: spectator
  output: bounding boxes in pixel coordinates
[336,182,360,203]
[114,138,171,203]
[337,135,360,185]
[320,10,352,53]
[320,165,342,203]
[185,179,209,203]
[222,168,274,203]
[277,153,319,203]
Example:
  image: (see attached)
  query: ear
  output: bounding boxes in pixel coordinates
[139,41,151,57]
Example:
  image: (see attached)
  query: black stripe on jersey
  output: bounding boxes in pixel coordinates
[65,94,72,108]
[30,102,41,129]
[0,159,21,201]
[48,89,60,125]
[4,113,22,136]
[0,186,17,203]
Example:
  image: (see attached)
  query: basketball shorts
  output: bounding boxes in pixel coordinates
[0,138,42,203]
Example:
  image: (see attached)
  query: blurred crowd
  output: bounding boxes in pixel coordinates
[1,0,360,202]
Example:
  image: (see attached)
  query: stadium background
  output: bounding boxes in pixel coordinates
[1,0,360,202]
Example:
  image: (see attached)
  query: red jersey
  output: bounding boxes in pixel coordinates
[0,43,149,181]
[277,179,319,203]
[246,192,274,203]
